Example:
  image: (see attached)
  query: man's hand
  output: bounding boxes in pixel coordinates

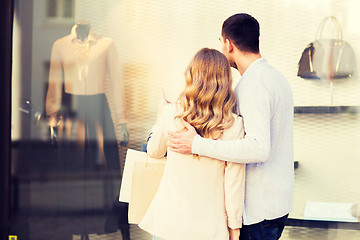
[229,228,240,240]
[167,120,197,155]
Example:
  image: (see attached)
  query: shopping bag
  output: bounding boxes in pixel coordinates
[118,148,166,224]
[128,157,166,224]
[119,149,144,203]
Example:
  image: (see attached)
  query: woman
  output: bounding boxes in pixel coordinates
[139,48,245,240]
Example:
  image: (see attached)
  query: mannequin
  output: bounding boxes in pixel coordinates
[47,20,129,144]
[46,20,129,239]
[76,21,90,42]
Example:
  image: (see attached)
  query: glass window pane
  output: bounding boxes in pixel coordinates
[8,0,360,239]
[63,0,74,18]
[47,0,57,18]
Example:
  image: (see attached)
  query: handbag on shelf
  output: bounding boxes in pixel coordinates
[297,16,356,80]
[118,148,166,224]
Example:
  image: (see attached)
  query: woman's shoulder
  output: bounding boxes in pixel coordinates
[231,113,243,121]
[158,103,181,130]
[221,114,245,140]
[159,103,177,119]
[231,114,244,132]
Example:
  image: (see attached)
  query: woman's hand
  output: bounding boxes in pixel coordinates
[229,228,240,240]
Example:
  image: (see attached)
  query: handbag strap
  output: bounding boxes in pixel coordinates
[315,16,343,40]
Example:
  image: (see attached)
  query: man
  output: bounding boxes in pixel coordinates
[167,13,294,240]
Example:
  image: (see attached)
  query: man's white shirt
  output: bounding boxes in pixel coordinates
[192,58,294,225]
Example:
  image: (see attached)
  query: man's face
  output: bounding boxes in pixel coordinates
[219,35,237,69]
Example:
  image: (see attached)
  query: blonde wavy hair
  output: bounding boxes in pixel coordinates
[177,48,237,140]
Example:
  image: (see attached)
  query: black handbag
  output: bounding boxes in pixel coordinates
[298,16,357,80]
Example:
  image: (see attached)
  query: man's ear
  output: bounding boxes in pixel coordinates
[225,38,234,53]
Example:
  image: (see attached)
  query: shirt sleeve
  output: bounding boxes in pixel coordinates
[192,82,271,163]
[146,104,173,158]
[46,41,63,116]
[106,40,127,124]
[224,161,245,229]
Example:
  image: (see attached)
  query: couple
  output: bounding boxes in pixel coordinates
[139,13,294,240]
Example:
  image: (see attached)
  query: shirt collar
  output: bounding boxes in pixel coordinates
[70,24,97,44]
[241,57,266,79]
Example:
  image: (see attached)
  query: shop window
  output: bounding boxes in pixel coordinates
[46,0,74,20]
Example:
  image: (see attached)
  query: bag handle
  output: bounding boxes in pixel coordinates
[315,16,343,40]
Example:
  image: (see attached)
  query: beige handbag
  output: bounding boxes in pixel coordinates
[297,16,356,79]
[118,149,166,224]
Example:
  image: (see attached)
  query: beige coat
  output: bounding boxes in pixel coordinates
[139,104,245,240]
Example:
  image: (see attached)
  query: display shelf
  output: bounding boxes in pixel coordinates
[294,106,360,114]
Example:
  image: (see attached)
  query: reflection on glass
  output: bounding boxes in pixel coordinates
[9,0,360,239]
[18,99,43,126]
[47,0,57,18]
[63,0,74,18]
[43,20,130,239]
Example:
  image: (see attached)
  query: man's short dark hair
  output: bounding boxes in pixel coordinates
[222,13,260,54]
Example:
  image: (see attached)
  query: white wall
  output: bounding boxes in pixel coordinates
[73,0,360,149]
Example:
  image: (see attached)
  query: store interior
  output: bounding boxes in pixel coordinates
[10,0,360,239]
